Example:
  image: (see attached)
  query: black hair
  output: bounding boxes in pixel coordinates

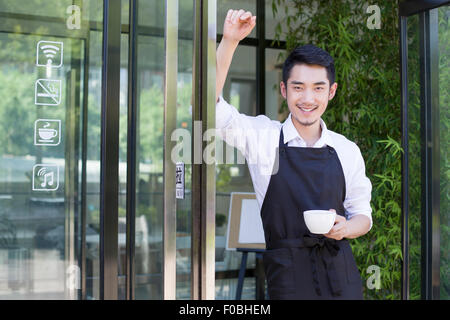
[282,44,335,86]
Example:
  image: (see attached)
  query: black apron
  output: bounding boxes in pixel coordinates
[260,128,363,300]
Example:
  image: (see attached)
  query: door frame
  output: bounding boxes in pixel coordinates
[99,0,121,300]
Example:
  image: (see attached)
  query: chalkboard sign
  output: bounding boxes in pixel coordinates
[225,192,266,250]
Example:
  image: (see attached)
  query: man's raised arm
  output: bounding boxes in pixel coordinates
[216,9,256,103]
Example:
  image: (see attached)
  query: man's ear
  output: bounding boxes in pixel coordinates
[280,81,287,99]
[328,82,338,100]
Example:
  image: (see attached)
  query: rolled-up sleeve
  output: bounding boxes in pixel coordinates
[344,144,373,230]
[216,95,236,130]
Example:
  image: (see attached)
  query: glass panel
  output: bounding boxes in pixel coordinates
[137,0,165,28]
[118,32,129,299]
[406,13,422,300]
[438,4,449,300]
[175,0,194,300]
[134,0,166,300]
[265,48,285,121]
[265,0,292,41]
[215,45,257,300]
[84,29,102,302]
[0,0,102,299]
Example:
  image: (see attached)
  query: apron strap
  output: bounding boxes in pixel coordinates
[279,127,286,148]
[268,235,343,297]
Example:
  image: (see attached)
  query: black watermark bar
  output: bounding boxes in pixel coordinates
[0,300,446,319]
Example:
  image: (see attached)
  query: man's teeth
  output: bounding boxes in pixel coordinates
[300,107,315,112]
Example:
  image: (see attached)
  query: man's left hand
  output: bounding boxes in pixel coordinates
[324,209,347,240]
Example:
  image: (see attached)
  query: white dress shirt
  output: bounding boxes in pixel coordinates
[216,96,373,229]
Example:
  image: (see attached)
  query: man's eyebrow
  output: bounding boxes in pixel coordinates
[289,81,327,85]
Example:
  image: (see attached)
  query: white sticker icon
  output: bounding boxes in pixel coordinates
[35,79,61,106]
[32,164,59,191]
[36,40,63,68]
[34,119,61,146]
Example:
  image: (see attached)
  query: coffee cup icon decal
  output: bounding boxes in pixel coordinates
[39,128,57,141]
[34,119,61,146]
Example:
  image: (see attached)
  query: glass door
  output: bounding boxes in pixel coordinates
[400,0,449,300]
[122,0,216,300]
[128,0,199,300]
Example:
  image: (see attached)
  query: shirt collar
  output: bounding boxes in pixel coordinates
[282,113,335,148]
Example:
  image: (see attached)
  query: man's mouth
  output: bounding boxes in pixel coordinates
[297,105,318,113]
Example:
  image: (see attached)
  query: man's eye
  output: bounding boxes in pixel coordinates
[316,87,324,91]
[294,86,302,90]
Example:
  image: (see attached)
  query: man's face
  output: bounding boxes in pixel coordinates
[280,64,338,128]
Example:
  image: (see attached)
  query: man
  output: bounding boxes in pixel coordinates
[216,9,372,299]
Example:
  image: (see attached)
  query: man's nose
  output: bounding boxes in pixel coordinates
[302,89,315,104]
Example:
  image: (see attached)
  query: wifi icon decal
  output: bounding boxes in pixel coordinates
[36,40,63,68]
[42,45,59,64]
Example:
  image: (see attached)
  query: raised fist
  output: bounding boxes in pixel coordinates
[223,9,257,42]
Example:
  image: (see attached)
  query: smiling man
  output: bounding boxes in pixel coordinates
[216,9,372,300]
[280,56,338,145]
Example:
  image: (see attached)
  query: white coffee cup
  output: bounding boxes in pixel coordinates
[303,210,336,234]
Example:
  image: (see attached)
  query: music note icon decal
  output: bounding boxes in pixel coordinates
[32,164,59,191]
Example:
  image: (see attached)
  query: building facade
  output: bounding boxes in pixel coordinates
[0,0,448,300]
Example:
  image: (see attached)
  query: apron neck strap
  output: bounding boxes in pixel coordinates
[279,127,286,148]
